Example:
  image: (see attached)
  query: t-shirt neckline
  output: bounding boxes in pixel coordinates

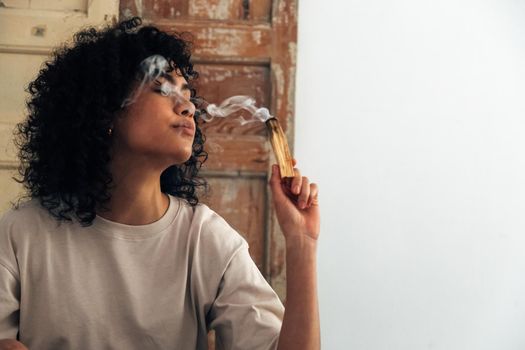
[91,194,181,240]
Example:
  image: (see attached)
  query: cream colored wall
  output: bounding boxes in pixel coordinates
[0,0,119,212]
[0,52,48,212]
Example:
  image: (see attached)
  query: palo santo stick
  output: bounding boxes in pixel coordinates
[265,117,295,178]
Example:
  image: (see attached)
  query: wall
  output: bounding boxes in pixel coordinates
[295,1,525,349]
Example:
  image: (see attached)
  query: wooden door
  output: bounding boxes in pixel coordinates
[119,0,298,303]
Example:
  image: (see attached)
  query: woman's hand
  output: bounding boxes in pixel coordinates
[270,160,321,350]
[268,159,320,243]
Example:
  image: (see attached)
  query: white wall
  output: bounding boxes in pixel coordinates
[295,1,525,349]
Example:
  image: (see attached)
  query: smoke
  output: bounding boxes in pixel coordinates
[195,96,273,125]
[121,55,193,112]
[122,55,273,126]
[121,55,167,108]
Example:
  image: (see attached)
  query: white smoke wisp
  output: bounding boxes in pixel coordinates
[120,54,197,119]
[195,95,273,125]
[122,55,273,127]
[121,55,169,108]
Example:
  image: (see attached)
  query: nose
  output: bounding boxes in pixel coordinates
[174,98,196,118]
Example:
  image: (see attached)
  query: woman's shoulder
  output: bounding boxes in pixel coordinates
[174,197,248,254]
[0,198,54,270]
[0,198,50,229]
[0,197,65,247]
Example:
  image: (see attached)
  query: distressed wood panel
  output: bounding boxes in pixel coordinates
[266,0,298,301]
[120,0,271,22]
[202,176,266,270]
[201,134,269,173]
[194,63,270,136]
[157,21,272,61]
[269,0,297,138]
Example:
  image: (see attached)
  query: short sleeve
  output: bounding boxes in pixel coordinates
[208,245,284,350]
[0,261,20,339]
[0,211,21,339]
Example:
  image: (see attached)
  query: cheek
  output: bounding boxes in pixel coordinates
[117,111,165,148]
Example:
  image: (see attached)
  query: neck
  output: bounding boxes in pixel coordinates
[97,153,170,225]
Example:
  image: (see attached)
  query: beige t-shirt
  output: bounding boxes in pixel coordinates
[0,195,284,349]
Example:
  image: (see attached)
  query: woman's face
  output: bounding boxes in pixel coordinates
[112,70,196,168]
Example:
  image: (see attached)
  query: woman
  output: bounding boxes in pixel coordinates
[0,18,320,350]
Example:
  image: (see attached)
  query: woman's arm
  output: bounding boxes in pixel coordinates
[268,162,320,350]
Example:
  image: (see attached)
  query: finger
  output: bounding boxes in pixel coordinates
[307,183,319,207]
[269,164,287,203]
[270,164,300,211]
[292,158,297,166]
[291,168,302,195]
[297,177,310,209]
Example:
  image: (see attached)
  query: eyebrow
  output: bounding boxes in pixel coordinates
[160,72,191,91]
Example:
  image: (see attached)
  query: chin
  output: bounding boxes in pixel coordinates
[173,150,193,165]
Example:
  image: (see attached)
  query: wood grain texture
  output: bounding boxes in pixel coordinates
[194,63,270,136]
[267,0,297,301]
[201,134,269,173]
[202,176,267,270]
[120,0,272,21]
[157,20,272,61]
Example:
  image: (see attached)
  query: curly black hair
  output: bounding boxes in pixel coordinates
[14,17,208,226]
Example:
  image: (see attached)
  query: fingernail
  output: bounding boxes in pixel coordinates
[294,186,300,194]
[299,201,306,209]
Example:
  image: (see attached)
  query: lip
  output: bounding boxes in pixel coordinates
[172,122,195,135]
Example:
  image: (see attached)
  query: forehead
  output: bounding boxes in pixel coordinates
[161,69,189,86]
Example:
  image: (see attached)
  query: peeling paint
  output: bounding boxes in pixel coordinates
[272,64,284,112]
[208,69,233,82]
[251,30,262,45]
[222,182,240,204]
[196,27,243,56]
[287,42,297,125]
[287,66,295,115]
[121,7,133,19]
[190,0,231,20]
[134,0,143,18]
[286,64,296,148]
[273,0,287,25]
[207,140,224,154]
[288,42,296,67]
[289,0,297,15]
